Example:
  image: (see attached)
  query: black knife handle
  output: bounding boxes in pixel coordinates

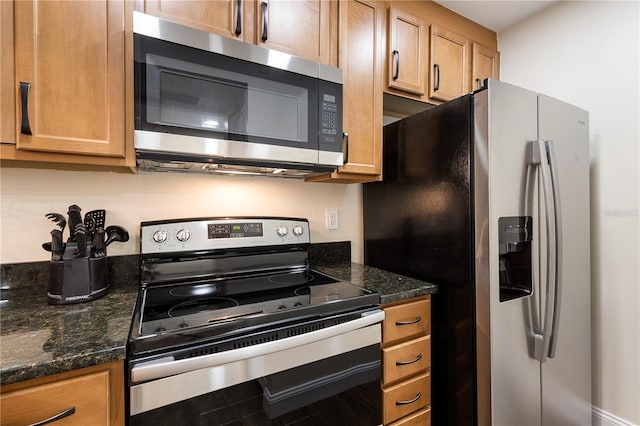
[261,1,268,42]
[392,50,400,81]
[433,64,440,91]
[20,82,32,135]
[28,407,76,426]
[67,205,82,242]
[234,0,242,36]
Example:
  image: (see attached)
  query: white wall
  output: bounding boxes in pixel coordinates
[498,1,639,424]
[0,168,364,264]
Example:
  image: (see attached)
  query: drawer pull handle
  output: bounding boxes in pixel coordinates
[395,316,421,326]
[396,353,422,366]
[29,407,76,426]
[395,392,422,406]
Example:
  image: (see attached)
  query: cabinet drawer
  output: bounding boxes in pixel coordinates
[383,297,430,344]
[382,372,430,425]
[388,407,431,426]
[382,335,430,385]
[1,370,109,425]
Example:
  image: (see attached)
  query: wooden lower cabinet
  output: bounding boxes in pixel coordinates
[0,360,124,426]
[381,296,431,425]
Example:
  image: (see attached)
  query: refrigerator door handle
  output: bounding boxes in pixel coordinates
[545,140,563,359]
[529,139,559,364]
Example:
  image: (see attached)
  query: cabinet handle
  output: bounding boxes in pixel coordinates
[342,132,349,165]
[395,392,422,406]
[433,64,440,91]
[28,407,76,426]
[20,81,32,135]
[234,0,242,36]
[395,316,421,326]
[395,353,423,366]
[261,1,268,42]
[392,50,400,81]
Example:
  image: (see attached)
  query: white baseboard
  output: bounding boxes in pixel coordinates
[593,407,638,426]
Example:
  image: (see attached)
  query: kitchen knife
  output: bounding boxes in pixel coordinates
[93,227,106,258]
[51,229,64,261]
[73,223,87,258]
[67,205,83,243]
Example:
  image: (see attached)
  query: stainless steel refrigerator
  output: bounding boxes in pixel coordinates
[363,79,591,426]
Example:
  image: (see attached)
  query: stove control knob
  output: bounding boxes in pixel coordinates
[152,230,168,244]
[176,228,191,242]
[278,305,287,310]
[276,225,288,237]
[154,327,167,334]
[293,225,304,236]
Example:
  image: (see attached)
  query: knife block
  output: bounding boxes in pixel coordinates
[47,242,109,305]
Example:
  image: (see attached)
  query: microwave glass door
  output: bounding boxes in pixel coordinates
[135,35,319,150]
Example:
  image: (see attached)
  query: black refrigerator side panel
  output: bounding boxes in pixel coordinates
[363,95,475,426]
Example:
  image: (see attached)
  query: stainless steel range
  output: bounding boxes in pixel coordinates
[127,217,384,424]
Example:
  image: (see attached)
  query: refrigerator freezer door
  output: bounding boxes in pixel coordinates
[475,79,542,426]
[537,94,591,425]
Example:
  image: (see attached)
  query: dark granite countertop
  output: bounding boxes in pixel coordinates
[1,246,436,387]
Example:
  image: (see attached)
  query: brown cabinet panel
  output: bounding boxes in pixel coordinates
[383,297,431,344]
[429,24,469,102]
[1,361,124,426]
[388,407,431,426]
[382,335,431,385]
[1,0,15,144]
[143,0,251,42]
[257,0,331,64]
[387,7,425,95]
[382,372,431,425]
[14,0,125,157]
[472,42,500,91]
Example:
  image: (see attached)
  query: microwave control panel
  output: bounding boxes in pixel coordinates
[318,81,343,152]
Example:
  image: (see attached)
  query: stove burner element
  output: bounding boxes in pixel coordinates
[268,272,315,286]
[168,297,239,318]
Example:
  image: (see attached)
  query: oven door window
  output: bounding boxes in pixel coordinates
[135,34,318,150]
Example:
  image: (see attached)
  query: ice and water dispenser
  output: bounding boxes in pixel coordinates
[498,217,533,302]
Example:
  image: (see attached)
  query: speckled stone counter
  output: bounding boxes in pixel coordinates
[1,243,436,387]
[0,256,139,386]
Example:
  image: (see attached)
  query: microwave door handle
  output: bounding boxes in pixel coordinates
[342,132,349,165]
[261,1,268,42]
[235,0,242,36]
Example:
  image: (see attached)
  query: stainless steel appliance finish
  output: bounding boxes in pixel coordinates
[363,79,590,425]
[133,12,344,178]
[128,217,383,423]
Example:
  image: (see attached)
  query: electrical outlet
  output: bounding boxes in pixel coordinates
[326,208,339,230]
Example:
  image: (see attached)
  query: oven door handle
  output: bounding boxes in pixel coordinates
[131,309,385,384]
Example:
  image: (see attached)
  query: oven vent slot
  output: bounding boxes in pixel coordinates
[233,333,279,349]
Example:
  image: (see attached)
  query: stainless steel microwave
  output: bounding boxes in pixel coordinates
[133,12,343,178]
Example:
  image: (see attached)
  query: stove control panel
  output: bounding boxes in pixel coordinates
[140,217,310,254]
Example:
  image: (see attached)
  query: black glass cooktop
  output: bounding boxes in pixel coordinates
[137,269,374,337]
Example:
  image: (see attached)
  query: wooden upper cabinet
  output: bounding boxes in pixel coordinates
[140,0,254,43]
[429,24,469,102]
[13,0,125,157]
[307,0,383,183]
[0,0,15,144]
[387,7,425,96]
[257,0,332,65]
[472,42,500,91]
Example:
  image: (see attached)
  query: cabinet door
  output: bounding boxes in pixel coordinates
[0,0,15,144]
[472,42,500,91]
[257,0,331,64]
[429,24,469,102]
[141,0,252,42]
[387,7,425,96]
[14,0,125,157]
[336,0,383,177]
